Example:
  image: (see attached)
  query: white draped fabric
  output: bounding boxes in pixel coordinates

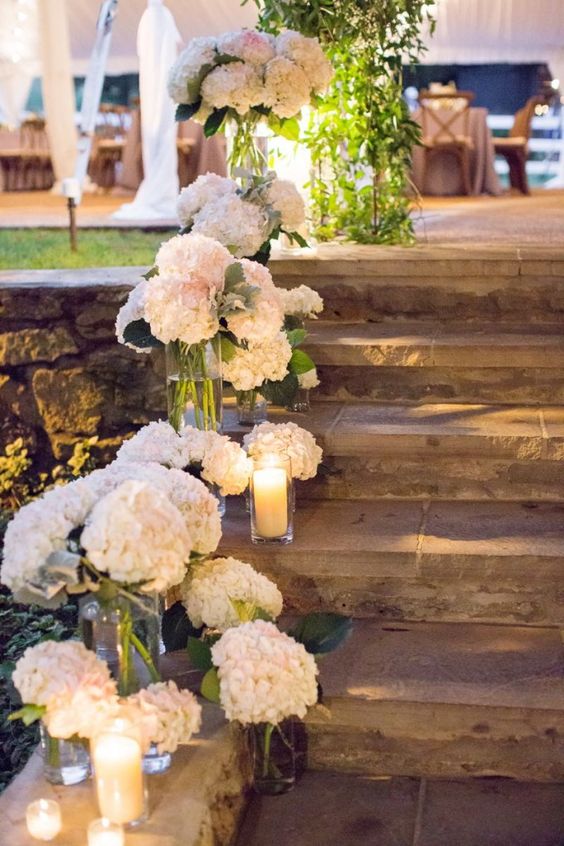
[423,0,564,81]
[113,0,181,220]
[0,0,40,126]
[37,0,77,182]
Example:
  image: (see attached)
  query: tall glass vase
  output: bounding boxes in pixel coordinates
[166,339,222,433]
[39,722,90,786]
[80,592,161,697]
[226,115,269,181]
[248,720,296,795]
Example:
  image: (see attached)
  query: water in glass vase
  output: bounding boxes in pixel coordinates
[80,593,161,697]
[40,722,90,785]
[249,720,296,795]
[166,340,222,433]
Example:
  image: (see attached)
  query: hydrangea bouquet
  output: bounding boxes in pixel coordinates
[9,640,202,782]
[177,171,307,263]
[168,28,333,172]
[116,232,285,432]
[1,462,221,694]
[160,554,351,794]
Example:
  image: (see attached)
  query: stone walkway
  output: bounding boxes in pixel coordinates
[1,189,563,245]
[236,773,564,846]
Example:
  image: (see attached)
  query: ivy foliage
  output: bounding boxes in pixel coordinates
[248,0,434,244]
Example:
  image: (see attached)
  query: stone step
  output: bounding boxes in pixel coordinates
[220,499,564,627]
[236,772,564,846]
[304,322,564,405]
[270,244,564,323]
[0,701,249,846]
[305,620,564,781]
[226,403,564,502]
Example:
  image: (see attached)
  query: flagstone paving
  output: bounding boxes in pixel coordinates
[235,773,564,846]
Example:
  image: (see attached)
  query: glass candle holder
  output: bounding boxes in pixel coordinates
[87,818,125,846]
[250,454,293,545]
[92,719,148,828]
[26,799,62,841]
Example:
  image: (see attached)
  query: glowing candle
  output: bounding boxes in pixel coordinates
[87,818,125,846]
[251,454,293,544]
[253,466,288,537]
[26,799,62,841]
[92,720,145,825]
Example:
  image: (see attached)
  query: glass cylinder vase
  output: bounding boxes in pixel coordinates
[286,388,311,414]
[39,722,90,786]
[250,454,293,545]
[248,720,296,795]
[236,390,268,426]
[92,718,148,828]
[80,592,160,697]
[166,339,222,433]
[226,115,269,181]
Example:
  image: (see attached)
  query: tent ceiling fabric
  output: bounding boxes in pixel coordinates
[422,0,564,78]
[67,0,257,74]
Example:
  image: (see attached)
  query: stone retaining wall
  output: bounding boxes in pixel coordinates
[0,267,163,464]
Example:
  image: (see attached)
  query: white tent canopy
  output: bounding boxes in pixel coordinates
[423,0,564,82]
[66,0,257,74]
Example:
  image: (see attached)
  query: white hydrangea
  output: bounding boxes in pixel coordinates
[199,431,252,495]
[182,557,283,631]
[125,681,202,755]
[12,640,119,740]
[0,475,100,600]
[115,421,193,469]
[211,620,318,725]
[97,462,222,559]
[81,480,192,592]
[217,30,275,65]
[177,173,238,228]
[223,332,292,391]
[144,233,234,345]
[201,62,264,116]
[279,284,324,319]
[192,193,269,259]
[265,179,306,232]
[244,421,322,481]
[167,37,218,104]
[263,55,311,118]
[115,279,150,352]
[298,368,320,389]
[226,258,284,343]
[275,30,334,93]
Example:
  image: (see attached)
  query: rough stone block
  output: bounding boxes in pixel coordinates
[32,368,107,436]
[0,327,77,366]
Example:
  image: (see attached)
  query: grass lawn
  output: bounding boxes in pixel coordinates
[0,228,176,270]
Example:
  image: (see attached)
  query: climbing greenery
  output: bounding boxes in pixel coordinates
[249,0,434,244]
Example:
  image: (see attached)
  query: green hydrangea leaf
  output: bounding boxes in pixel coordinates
[201,667,221,703]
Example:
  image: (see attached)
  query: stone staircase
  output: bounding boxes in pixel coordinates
[223,245,564,783]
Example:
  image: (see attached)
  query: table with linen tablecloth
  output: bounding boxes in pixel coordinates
[411,107,503,196]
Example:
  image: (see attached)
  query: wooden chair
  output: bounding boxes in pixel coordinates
[89,104,129,190]
[419,90,475,195]
[493,96,545,195]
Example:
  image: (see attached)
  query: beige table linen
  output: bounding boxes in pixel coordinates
[411,107,503,196]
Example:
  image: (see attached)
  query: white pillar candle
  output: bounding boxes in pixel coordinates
[253,466,288,538]
[87,818,125,846]
[26,798,62,841]
[92,723,145,825]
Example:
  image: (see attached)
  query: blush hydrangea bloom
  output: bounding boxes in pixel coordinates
[182,557,283,631]
[81,480,192,592]
[244,421,323,481]
[211,620,318,725]
[12,640,119,740]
